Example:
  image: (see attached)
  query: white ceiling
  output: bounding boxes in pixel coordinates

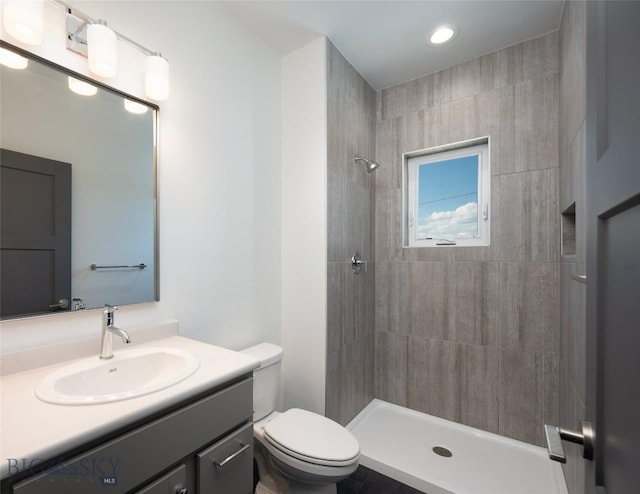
[223,0,565,90]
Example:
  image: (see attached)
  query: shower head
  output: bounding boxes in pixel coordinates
[354,156,380,173]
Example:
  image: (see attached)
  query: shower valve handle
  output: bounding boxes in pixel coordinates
[351,253,366,274]
[544,421,594,463]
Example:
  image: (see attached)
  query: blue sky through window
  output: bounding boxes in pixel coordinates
[417,155,479,239]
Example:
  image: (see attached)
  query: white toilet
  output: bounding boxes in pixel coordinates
[240,343,360,494]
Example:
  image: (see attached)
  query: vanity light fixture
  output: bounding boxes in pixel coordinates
[2,0,169,99]
[0,47,29,69]
[87,19,117,78]
[124,99,149,114]
[429,25,456,45]
[68,76,97,96]
[42,0,170,100]
[2,0,44,46]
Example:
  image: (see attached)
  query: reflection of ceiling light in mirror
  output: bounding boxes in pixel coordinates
[429,26,456,45]
[124,99,149,114]
[144,53,170,101]
[2,0,44,46]
[0,48,28,69]
[87,20,117,78]
[68,77,97,96]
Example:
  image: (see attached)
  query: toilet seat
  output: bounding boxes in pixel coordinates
[263,409,360,467]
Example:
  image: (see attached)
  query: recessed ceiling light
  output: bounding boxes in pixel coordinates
[429,26,456,45]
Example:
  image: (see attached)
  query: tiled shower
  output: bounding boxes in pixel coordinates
[327,5,586,492]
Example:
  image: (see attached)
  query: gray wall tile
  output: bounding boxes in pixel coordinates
[450,57,482,101]
[479,50,508,92]
[560,1,586,157]
[407,337,463,420]
[449,96,479,142]
[380,84,407,121]
[375,262,447,340]
[499,169,559,262]
[405,105,450,153]
[512,73,560,174]
[521,30,560,82]
[375,331,407,406]
[325,347,342,422]
[463,343,500,432]
[327,170,346,262]
[345,181,365,259]
[477,91,500,161]
[375,118,404,190]
[497,84,515,175]
[543,354,560,440]
[327,262,343,353]
[406,338,499,433]
[446,262,500,347]
[567,265,586,404]
[374,188,403,261]
[499,349,544,445]
[500,261,559,356]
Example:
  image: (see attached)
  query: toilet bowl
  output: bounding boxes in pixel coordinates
[241,343,360,494]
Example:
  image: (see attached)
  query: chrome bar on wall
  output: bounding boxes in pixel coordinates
[90,263,147,270]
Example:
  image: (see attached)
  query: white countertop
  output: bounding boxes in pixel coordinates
[0,336,259,479]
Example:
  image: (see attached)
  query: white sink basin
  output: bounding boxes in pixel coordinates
[35,347,200,405]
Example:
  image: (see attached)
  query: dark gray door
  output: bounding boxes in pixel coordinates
[585,2,640,492]
[1,149,71,318]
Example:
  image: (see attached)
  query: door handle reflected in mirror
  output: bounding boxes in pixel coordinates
[544,421,595,463]
[48,298,69,309]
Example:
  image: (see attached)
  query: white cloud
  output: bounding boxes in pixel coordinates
[418,202,478,239]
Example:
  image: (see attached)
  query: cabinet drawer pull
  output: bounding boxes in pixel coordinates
[214,442,250,468]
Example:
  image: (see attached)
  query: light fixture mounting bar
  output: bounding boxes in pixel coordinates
[53,0,159,57]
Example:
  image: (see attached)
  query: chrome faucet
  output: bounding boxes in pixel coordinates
[100,305,131,359]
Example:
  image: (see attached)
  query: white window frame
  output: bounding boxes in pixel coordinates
[403,137,490,248]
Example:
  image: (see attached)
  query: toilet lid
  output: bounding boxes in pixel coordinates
[263,409,360,466]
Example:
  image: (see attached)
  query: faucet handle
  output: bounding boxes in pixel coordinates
[103,305,118,325]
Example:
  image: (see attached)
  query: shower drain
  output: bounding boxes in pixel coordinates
[432,446,453,458]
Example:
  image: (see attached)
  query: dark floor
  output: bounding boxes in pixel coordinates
[337,466,426,494]
[253,461,426,494]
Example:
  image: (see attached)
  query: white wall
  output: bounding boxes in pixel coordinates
[280,37,328,414]
[0,1,282,354]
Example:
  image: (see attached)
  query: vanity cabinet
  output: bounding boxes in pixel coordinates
[2,377,254,494]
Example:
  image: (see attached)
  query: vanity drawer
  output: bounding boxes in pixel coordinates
[12,378,252,494]
[135,464,187,494]
[197,423,253,493]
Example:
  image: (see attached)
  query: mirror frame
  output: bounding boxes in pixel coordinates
[0,40,160,319]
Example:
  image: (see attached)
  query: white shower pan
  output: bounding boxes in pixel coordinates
[347,399,568,494]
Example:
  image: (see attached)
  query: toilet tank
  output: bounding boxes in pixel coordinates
[240,343,283,421]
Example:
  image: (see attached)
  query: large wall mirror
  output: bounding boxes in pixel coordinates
[0,42,158,320]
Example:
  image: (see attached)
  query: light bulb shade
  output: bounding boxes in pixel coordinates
[87,22,117,78]
[68,76,97,96]
[144,54,169,101]
[3,0,44,46]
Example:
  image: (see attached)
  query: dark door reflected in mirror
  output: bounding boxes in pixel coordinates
[0,42,158,319]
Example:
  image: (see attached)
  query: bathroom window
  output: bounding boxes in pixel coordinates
[403,138,490,247]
